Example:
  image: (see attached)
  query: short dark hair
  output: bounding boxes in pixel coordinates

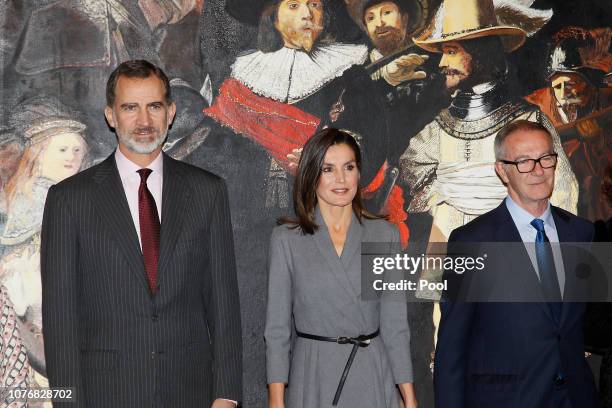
[279,128,378,234]
[494,120,552,160]
[106,60,171,106]
[257,1,334,53]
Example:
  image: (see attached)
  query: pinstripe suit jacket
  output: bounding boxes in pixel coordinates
[41,153,242,407]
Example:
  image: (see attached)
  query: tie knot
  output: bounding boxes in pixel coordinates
[137,168,153,183]
[530,218,545,232]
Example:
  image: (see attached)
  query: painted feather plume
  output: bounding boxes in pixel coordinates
[493,0,553,36]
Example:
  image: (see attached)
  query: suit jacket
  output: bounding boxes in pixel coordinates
[41,153,242,407]
[434,200,599,408]
[265,211,413,407]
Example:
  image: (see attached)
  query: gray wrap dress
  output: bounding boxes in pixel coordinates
[265,210,413,407]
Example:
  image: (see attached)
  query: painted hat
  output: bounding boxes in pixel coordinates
[225,0,273,26]
[413,0,526,53]
[546,37,606,87]
[24,116,87,145]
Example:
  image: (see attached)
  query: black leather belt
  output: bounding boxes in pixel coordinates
[296,328,380,406]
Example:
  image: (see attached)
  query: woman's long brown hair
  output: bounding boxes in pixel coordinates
[279,128,380,234]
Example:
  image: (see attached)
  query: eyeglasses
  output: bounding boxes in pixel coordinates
[499,153,558,173]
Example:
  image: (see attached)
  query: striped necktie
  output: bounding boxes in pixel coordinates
[138,168,160,294]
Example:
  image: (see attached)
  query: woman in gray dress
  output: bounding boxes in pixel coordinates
[265,128,417,408]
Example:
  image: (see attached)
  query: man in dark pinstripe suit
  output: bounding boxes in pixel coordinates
[41,60,242,408]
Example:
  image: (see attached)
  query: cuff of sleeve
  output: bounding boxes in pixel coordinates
[220,399,238,406]
[266,352,290,384]
[391,357,414,384]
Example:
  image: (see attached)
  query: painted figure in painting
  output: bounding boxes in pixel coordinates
[350,0,448,163]
[349,0,450,248]
[400,0,578,244]
[353,0,429,89]
[526,28,612,221]
[203,0,388,197]
[0,115,88,385]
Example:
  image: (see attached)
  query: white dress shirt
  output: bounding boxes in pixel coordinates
[114,149,237,406]
[115,149,163,249]
[505,196,566,297]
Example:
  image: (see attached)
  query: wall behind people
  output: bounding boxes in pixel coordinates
[0,0,609,406]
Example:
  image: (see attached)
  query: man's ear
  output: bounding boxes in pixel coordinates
[104,106,116,128]
[495,161,509,184]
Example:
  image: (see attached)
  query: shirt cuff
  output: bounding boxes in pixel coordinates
[220,399,238,406]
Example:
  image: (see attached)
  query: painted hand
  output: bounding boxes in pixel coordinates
[287,148,303,171]
[385,54,429,85]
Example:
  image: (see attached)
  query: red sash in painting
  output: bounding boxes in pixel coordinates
[363,160,410,248]
[204,78,320,171]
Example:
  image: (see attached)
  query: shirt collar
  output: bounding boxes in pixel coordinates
[505,195,554,231]
[115,148,164,179]
[230,43,368,104]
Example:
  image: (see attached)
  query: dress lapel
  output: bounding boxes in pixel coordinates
[311,208,359,301]
[340,213,363,296]
[156,154,190,288]
[91,154,149,291]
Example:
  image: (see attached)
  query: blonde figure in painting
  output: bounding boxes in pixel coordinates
[0,117,87,378]
[265,128,417,408]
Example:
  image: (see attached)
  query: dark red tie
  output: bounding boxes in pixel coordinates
[137,168,160,294]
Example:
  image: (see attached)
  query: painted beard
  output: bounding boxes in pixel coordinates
[286,22,322,52]
[559,101,581,122]
[372,26,405,55]
[117,127,167,154]
[440,67,469,90]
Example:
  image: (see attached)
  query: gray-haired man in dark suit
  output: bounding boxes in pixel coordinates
[41,60,242,408]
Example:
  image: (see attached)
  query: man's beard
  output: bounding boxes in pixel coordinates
[558,100,585,122]
[440,67,469,90]
[117,127,167,154]
[372,26,405,56]
[290,22,322,52]
[441,62,496,91]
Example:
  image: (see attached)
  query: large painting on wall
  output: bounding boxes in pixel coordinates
[0,0,609,406]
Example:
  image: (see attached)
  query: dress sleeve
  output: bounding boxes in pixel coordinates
[380,224,413,384]
[264,227,293,384]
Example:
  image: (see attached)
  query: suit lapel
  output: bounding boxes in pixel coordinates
[156,154,190,287]
[92,154,149,291]
[551,207,578,327]
[494,202,554,322]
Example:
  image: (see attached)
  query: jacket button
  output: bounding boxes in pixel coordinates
[152,314,158,322]
[554,373,566,387]
[151,351,156,360]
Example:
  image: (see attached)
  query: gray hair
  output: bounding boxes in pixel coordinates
[494,120,552,160]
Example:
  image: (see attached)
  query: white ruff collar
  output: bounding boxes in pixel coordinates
[231,43,368,104]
